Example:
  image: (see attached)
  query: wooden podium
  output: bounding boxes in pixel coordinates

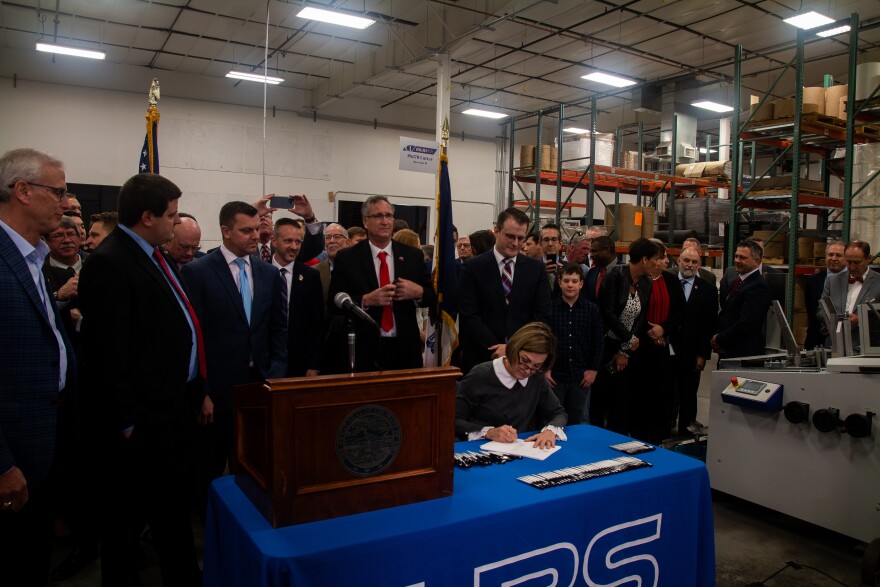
[233,367,459,527]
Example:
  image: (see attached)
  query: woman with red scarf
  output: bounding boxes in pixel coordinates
[629,239,685,444]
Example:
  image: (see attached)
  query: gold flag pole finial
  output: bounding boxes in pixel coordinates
[148,78,161,107]
[441,116,449,155]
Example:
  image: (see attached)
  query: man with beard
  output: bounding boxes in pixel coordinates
[670,247,717,436]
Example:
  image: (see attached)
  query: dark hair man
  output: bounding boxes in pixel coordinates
[78,172,204,584]
[821,240,880,352]
[181,200,288,501]
[712,240,771,358]
[271,217,324,377]
[457,207,551,373]
[84,211,118,252]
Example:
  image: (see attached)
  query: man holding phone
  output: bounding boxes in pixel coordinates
[255,193,326,263]
[541,223,562,292]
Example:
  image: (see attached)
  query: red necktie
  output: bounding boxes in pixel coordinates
[726,276,743,299]
[849,275,864,284]
[596,266,606,296]
[261,244,271,262]
[378,251,393,331]
[153,248,207,379]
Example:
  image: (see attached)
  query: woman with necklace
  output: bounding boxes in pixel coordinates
[591,238,661,435]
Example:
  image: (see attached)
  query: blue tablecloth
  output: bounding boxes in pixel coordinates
[204,425,714,586]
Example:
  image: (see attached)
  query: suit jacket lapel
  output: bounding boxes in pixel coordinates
[856,269,880,306]
[0,229,52,325]
[209,250,249,325]
[361,241,380,291]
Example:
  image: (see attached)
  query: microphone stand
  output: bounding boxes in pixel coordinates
[347,316,356,374]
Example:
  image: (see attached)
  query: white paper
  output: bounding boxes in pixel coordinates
[399,136,439,174]
[480,439,561,461]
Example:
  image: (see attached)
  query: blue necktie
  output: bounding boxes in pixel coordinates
[234,258,252,324]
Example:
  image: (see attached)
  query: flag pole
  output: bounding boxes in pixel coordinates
[435,116,450,363]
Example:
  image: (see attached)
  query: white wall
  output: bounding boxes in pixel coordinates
[0,79,498,248]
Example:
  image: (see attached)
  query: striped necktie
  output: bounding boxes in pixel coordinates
[501,258,513,304]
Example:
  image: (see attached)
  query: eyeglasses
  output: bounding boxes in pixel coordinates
[541,236,559,243]
[176,244,201,252]
[365,213,394,221]
[8,182,67,200]
[517,353,544,373]
[456,243,472,249]
[324,234,348,241]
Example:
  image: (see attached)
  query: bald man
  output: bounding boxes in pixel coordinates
[165,214,202,268]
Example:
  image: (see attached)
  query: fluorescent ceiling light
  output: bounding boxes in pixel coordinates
[816,25,851,37]
[783,11,834,30]
[699,148,718,154]
[692,100,734,113]
[563,127,591,134]
[226,71,284,85]
[36,42,105,60]
[581,72,637,88]
[462,108,507,119]
[297,6,374,29]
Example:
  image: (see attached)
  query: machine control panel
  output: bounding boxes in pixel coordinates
[721,376,783,411]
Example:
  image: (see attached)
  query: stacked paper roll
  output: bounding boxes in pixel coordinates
[855,62,880,101]
[803,87,825,114]
[520,145,535,170]
[839,96,848,120]
[825,85,848,119]
[540,145,553,172]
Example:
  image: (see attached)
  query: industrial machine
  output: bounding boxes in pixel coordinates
[707,301,880,547]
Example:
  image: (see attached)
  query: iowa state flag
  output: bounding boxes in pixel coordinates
[139,104,160,173]
[424,152,459,366]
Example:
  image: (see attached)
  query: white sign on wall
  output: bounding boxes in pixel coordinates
[399,136,439,174]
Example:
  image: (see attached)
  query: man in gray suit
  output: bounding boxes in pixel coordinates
[822,240,880,353]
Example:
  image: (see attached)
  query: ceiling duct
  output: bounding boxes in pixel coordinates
[654,83,696,162]
[632,83,662,114]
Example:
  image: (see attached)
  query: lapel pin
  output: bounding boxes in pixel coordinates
[398,256,404,262]
[298,274,303,281]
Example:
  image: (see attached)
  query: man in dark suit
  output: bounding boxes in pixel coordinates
[271,218,324,376]
[314,223,351,374]
[584,236,617,305]
[670,247,718,436]
[457,207,552,373]
[78,172,204,585]
[712,240,772,358]
[0,148,77,585]
[181,201,287,487]
[328,195,436,372]
[805,240,845,348]
[822,240,880,353]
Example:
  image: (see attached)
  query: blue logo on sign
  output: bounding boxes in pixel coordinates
[403,145,437,155]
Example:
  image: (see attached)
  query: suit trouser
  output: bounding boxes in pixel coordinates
[629,342,675,445]
[673,354,702,434]
[99,428,200,587]
[0,485,53,586]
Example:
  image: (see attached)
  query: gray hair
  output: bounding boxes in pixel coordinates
[325,223,349,238]
[58,215,77,231]
[0,148,64,203]
[361,195,393,219]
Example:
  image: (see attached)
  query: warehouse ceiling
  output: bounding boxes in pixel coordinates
[2,0,880,138]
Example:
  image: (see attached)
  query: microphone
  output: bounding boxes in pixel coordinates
[334,292,380,329]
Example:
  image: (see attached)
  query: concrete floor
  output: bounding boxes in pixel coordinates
[49,368,870,586]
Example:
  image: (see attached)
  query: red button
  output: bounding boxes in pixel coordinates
[730,377,739,387]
